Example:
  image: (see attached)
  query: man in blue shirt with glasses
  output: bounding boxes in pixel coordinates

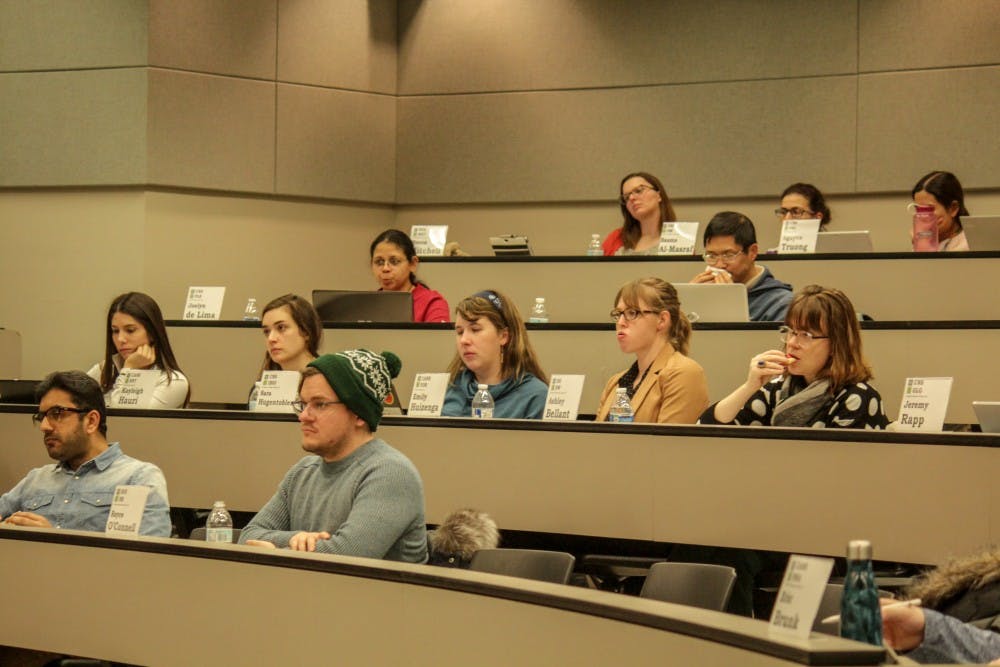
[0,370,170,536]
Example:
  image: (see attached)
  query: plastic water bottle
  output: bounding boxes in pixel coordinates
[248,381,261,411]
[911,204,939,252]
[243,297,260,321]
[587,233,602,256]
[205,501,233,543]
[840,539,883,646]
[471,384,494,419]
[608,387,634,422]
[528,297,549,323]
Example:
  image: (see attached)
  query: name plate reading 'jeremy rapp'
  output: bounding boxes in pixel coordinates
[896,377,952,431]
[183,286,226,320]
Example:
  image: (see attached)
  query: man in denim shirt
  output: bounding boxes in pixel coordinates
[0,370,170,536]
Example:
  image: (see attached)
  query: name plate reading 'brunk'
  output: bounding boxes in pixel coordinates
[658,222,699,255]
[254,370,299,413]
[110,369,159,408]
[769,554,834,640]
[896,377,952,431]
[183,286,226,320]
[408,373,449,417]
[105,485,150,537]
[778,219,820,254]
[543,374,585,421]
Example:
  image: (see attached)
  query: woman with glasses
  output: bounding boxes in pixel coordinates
[596,278,708,423]
[370,229,450,322]
[602,172,677,256]
[442,290,549,419]
[776,183,831,232]
[700,285,889,429]
[87,292,190,408]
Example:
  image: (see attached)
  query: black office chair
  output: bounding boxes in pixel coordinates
[639,562,737,611]
[188,526,242,543]
[469,548,575,584]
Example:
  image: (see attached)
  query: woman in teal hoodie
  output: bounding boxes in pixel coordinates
[442,290,549,419]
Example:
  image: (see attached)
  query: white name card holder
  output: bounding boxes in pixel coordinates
[408,373,450,417]
[896,377,953,431]
[410,225,448,256]
[183,286,226,320]
[254,370,300,413]
[768,555,835,640]
[110,368,159,408]
[658,222,700,256]
[778,219,821,254]
[543,374,585,421]
[105,485,150,537]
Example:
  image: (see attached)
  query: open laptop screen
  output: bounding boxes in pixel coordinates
[311,290,413,323]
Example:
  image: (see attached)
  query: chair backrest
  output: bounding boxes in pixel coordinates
[189,526,242,543]
[469,548,575,584]
[639,562,737,611]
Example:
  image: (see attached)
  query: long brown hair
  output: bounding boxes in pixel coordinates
[100,292,190,406]
[618,171,677,250]
[257,294,323,378]
[614,277,692,355]
[447,290,548,384]
[785,285,872,393]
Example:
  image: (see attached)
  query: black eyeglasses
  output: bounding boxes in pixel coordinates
[610,308,660,322]
[31,406,87,427]
[291,399,344,415]
[620,184,657,204]
[774,207,815,219]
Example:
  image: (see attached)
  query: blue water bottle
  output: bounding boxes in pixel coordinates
[840,539,883,646]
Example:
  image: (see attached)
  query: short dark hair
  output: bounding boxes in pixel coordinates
[703,211,757,250]
[911,171,969,229]
[35,370,108,436]
[781,183,832,227]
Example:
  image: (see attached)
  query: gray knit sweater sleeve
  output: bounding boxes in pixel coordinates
[240,439,427,563]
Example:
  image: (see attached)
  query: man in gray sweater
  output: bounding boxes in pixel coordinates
[240,349,427,563]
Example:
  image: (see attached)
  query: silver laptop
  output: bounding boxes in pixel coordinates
[311,290,412,323]
[675,283,749,323]
[490,234,532,256]
[973,401,1000,433]
[962,216,1000,251]
[815,231,874,253]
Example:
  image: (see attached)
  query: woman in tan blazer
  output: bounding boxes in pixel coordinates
[596,277,709,424]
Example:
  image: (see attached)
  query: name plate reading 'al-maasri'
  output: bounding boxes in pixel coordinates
[658,222,699,255]
[183,286,226,320]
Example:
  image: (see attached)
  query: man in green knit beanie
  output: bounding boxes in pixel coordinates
[241,349,427,562]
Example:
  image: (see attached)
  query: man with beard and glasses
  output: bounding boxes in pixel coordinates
[0,370,170,536]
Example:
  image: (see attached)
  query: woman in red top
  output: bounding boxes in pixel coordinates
[603,172,677,256]
[370,229,450,322]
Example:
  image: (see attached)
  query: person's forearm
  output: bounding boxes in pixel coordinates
[909,609,1000,664]
[712,382,760,423]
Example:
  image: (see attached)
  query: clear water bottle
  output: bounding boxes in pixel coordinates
[248,381,261,411]
[205,500,233,543]
[587,233,602,256]
[471,383,495,419]
[243,297,260,321]
[608,387,634,422]
[840,539,883,646]
[528,297,549,323]
[911,204,939,252]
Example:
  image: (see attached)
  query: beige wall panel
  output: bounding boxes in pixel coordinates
[142,191,394,320]
[860,0,1000,72]
[858,66,1000,192]
[148,0,277,79]
[397,0,857,94]
[147,69,275,193]
[277,0,396,94]
[0,191,147,379]
[275,84,396,202]
[0,69,147,186]
[397,77,856,203]
[0,0,147,71]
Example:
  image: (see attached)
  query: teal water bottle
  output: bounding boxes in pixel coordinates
[840,539,883,645]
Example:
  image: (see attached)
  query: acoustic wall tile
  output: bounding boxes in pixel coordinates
[397,76,857,203]
[0,0,147,71]
[0,69,147,186]
[857,67,1000,192]
[147,69,275,193]
[275,84,395,202]
[148,0,277,79]
[277,0,396,94]
[860,0,1000,72]
[398,0,857,94]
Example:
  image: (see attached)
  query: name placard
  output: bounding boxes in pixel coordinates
[410,225,448,256]
[769,555,835,639]
[104,485,150,537]
[183,286,226,320]
[408,373,450,417]
[110,368,159,408]
[658,222,700,255]
[254,370,299,413]
[543,374,585,421]
[778,219,821,254]
[896,377,952,431]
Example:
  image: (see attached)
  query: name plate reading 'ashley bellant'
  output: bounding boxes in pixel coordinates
[896,377,952,431]
[407,373,450,417]
[543,374,585,421]
[105,485,150,537]
[254,370,299,413]
[778,219,821,254]
[183,286,226,320]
